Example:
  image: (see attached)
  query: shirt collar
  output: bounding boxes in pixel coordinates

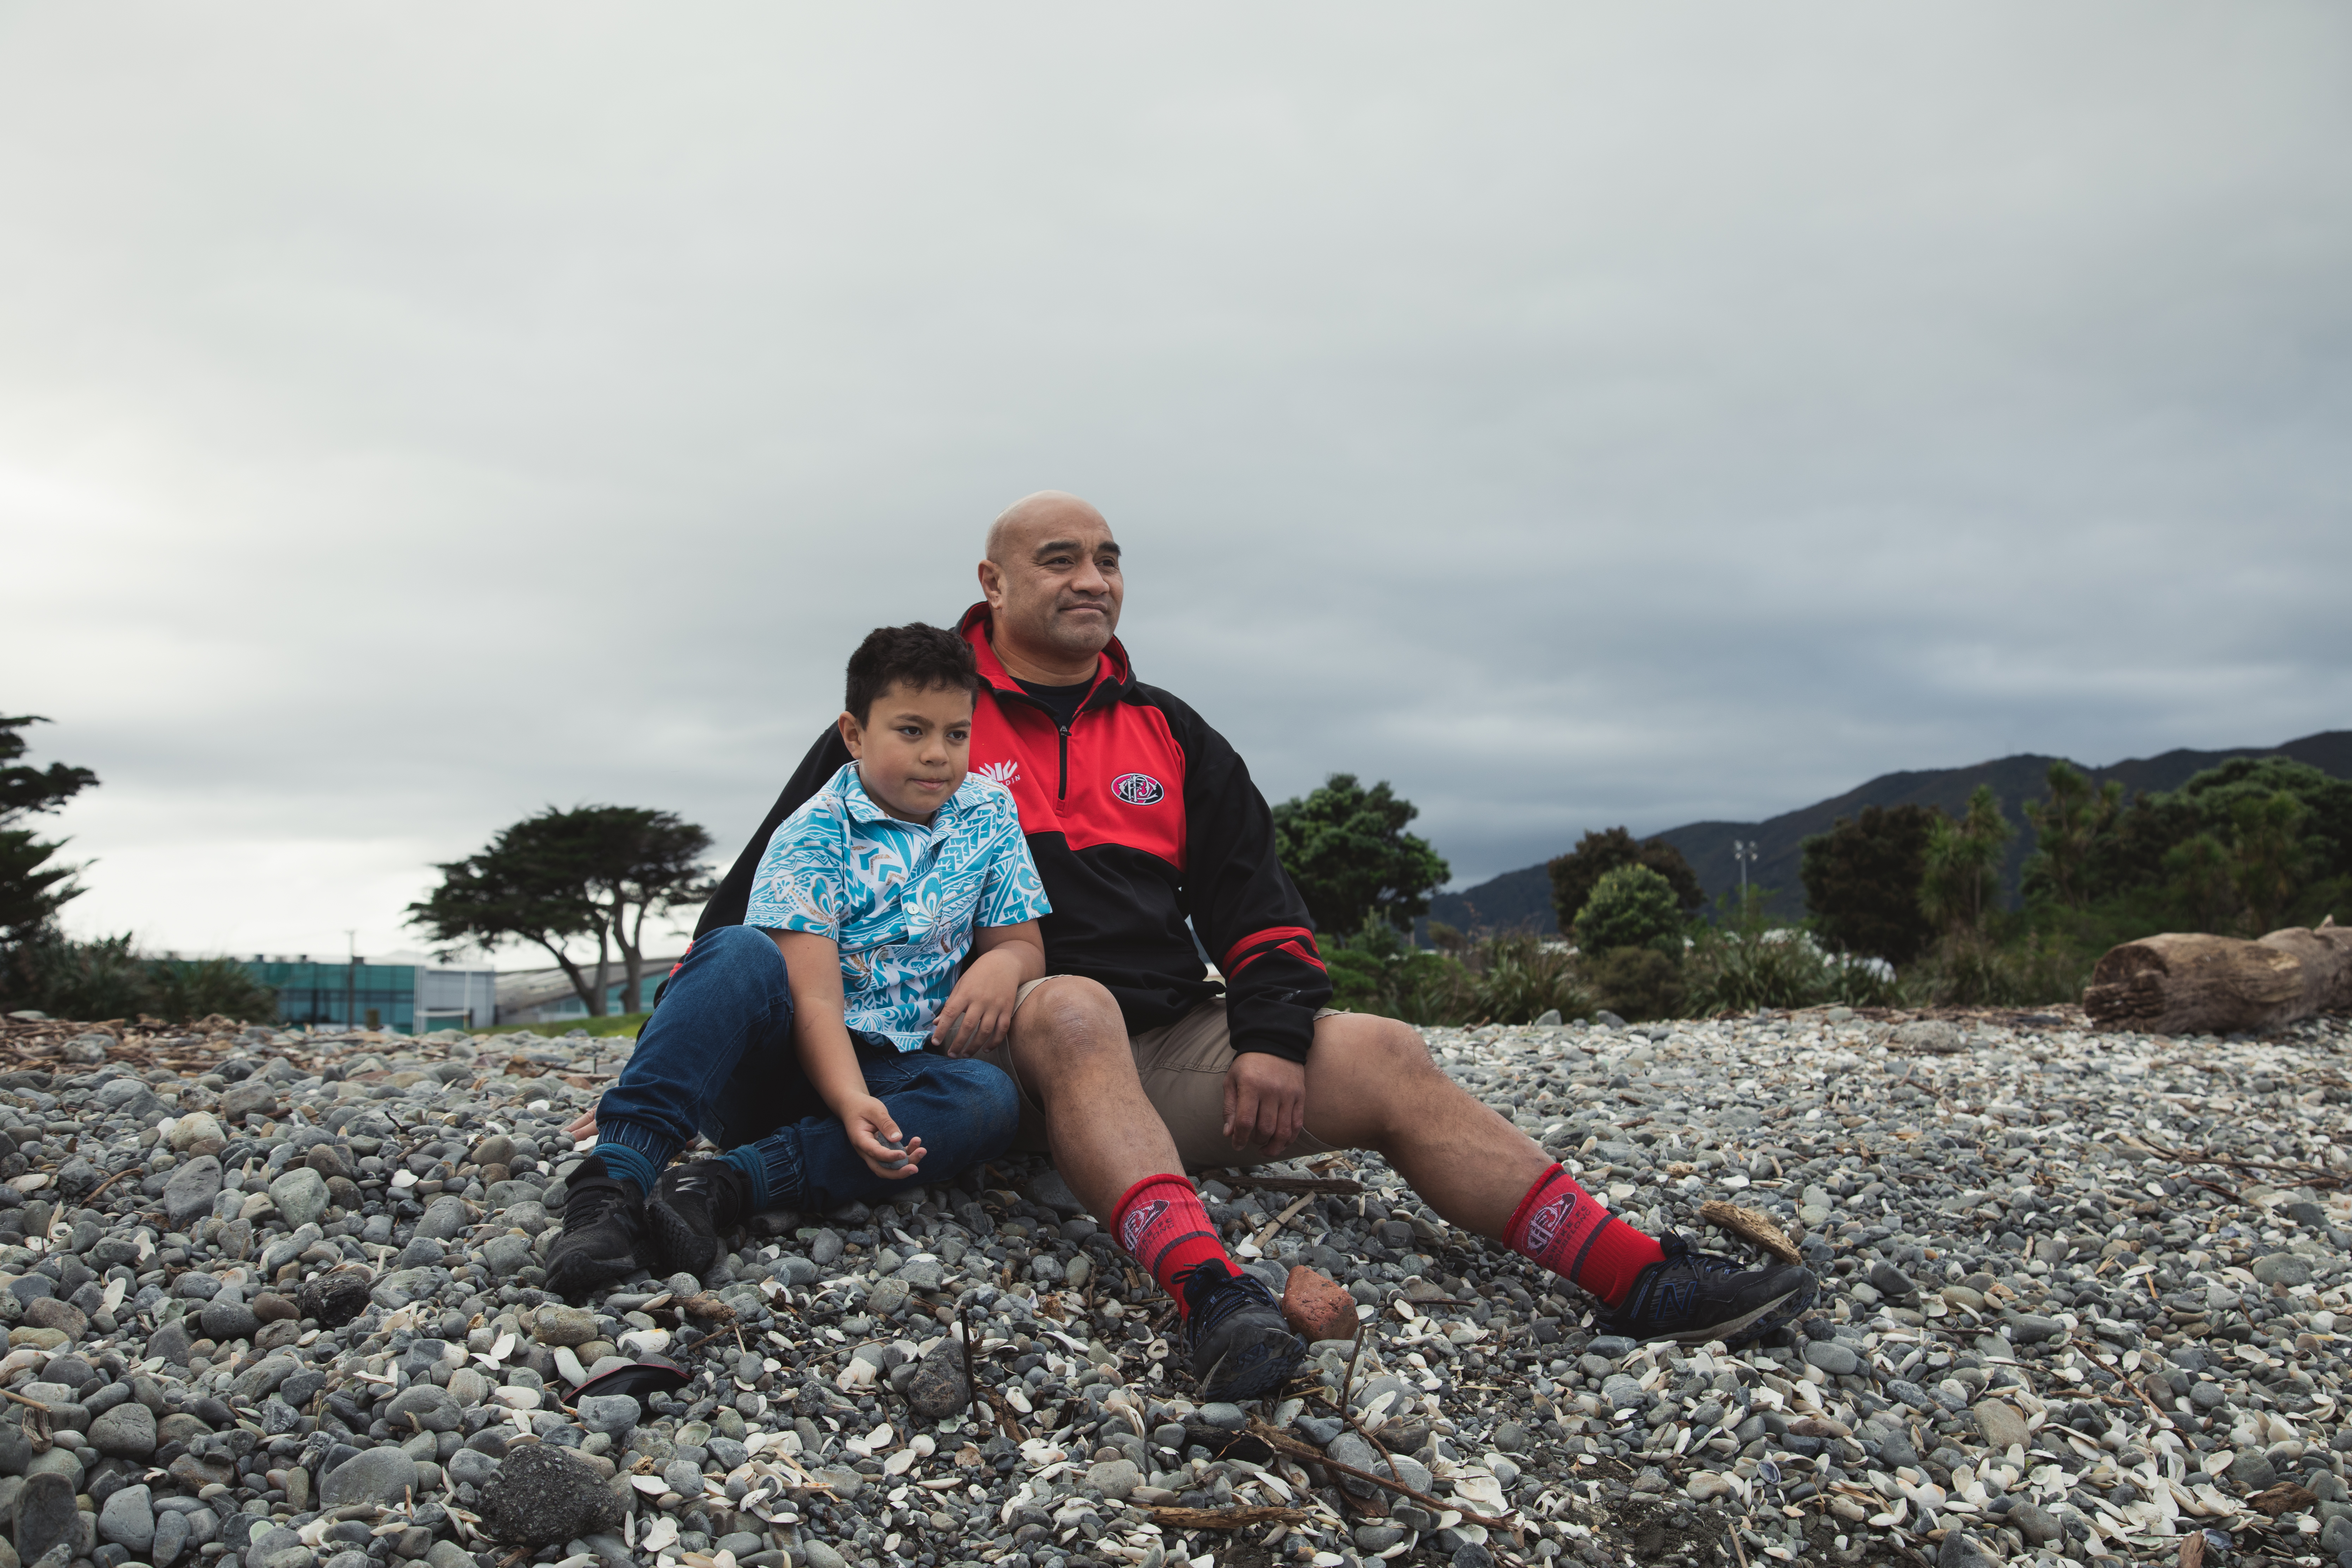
[835,762,961,831]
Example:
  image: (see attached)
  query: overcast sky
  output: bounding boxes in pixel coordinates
[6,5,2348,964]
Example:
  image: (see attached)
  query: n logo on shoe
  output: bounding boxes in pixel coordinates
[1522,1193,1579,1254]
[1658,1281,1696,1319]
[1120,1198,1171,1251]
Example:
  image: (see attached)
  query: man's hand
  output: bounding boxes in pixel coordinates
[1222,1051,1307,1159]
[931,957,1021,1058]
[844,1094,929,1179]
[564,1109,598,1144]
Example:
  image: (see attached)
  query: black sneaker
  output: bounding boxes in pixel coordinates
[1174,1260,1306,1403]
[1599,1233,1818,1349]
[544,1154,650,1302]
[646,1157,754,1280]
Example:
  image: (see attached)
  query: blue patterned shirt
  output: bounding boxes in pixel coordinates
[743,762,1051,1049]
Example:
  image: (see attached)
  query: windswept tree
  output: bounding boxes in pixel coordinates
[1548,827,1704,934]
[1271,774,1450,936]
[409,805,714,1016]
[0,716,98,947]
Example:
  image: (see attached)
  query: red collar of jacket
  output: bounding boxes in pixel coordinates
[958,602,1133,707]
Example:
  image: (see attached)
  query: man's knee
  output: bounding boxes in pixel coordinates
[1014,977,1126,1060]
[1310,1011,1438,1076]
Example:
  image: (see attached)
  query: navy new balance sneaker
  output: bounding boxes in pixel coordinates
[544,1153,650,1302]
[1175,1260,1307,1403]
[646,1157,755,1280]
[1599,1233,1817,1349]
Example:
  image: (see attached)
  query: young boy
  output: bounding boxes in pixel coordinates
[547,623,1050,1298]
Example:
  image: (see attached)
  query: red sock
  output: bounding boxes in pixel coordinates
[1111,1174,1230,1315]
[1505,1163,1664,1308]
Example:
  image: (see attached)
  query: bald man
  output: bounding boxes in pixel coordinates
[665,493,1816,1399]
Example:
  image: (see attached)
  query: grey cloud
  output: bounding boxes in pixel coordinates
[3,5,2346,951]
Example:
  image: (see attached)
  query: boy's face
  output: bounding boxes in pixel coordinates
[839,680,975,824]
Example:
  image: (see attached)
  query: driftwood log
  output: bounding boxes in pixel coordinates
[2083,919,2352,1035]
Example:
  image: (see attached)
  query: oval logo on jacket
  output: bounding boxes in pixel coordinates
[1111,772,1166,806]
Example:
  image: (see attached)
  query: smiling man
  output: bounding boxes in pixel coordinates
[691,491,1818,1398]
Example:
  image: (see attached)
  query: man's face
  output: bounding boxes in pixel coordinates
[980,504,1124,666]
[839,681,974,824]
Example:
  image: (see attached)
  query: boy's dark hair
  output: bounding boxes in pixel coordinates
[845,623,980,723]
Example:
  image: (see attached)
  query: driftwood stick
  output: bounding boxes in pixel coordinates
[1246,1418,1514,1530]
[1143,1504,1306,1530]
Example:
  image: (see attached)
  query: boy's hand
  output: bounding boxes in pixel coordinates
[931,962,1021,1058]
[845,1095,928,1179]
[564,1108,598,1144]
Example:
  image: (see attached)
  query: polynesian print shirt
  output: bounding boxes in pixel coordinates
[743,761,1051,1049]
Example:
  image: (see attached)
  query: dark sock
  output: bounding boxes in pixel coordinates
[591,1141,658,1196]
[721,1146,770,1210]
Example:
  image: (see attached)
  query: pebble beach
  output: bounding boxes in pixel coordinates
[0,1004,2348,1568]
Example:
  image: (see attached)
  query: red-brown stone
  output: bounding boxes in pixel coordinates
[1281,1265,1358,1343]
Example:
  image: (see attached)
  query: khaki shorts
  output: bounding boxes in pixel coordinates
[971,976,1342,1172]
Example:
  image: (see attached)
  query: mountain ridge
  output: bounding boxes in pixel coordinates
[1420,729,2352,938]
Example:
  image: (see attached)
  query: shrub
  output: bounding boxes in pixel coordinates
[1685,891,1898,1013]
[1584,947,1684,1022]
[0,930,278,1025]
[1325,918,1476,1026]
[1549,828,1703,932]
[1460,931,1591,1025]
[1574,865,1684,955]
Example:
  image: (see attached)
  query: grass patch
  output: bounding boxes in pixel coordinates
[480,1013,649,1039]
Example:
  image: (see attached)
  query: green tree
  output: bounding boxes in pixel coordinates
[2021,761,2123,911]
[2163,832,2237,933]
[1574,864,1684,955]
[1919,785,2013,937]
[0,716,98,947]
[409,805,715,1015]
[1271,774,1450,936]
[1799,804,1939,965]
[1547,827,1704,933]
[2226,790,2309,934]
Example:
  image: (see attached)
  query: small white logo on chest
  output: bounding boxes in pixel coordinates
[976,761,1020,786]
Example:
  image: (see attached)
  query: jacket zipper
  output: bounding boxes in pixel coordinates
[1057,724,1070,802]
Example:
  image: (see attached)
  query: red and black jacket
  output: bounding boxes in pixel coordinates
[693,604,1332,1062]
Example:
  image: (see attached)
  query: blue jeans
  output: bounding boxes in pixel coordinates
[594,924,1020,1212]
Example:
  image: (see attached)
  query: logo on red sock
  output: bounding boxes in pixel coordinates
[1523,1192,1579,1253]
[1119,1199,1171,1252]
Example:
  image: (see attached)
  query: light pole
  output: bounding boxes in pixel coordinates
[1731,840,1758,904]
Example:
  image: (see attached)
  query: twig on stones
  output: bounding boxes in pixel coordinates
[1251,1195,1315,1251]
[961,1303,983,1433]
[1215,1175,1365,1196]
[1307,1389,1405,1487]
[1142,1503,1306,1530]
[1246,1417,1513,1529]
[2125,1135,2342,1190]
[0,1390,50,1413]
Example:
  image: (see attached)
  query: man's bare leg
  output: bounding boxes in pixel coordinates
[1300,1012,1816,1344]
[1298,1011,1553,1238]
[1007,977,1309,1397]
[1004,976,1184,1220]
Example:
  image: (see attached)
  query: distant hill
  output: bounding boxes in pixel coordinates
[1420,729,2352,937]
